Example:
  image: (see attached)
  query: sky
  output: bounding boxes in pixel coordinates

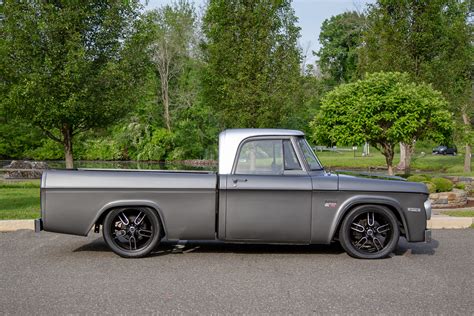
[145,0,376,63]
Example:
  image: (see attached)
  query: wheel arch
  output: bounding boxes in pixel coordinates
[330,195,409,241]
[91,200,168,237]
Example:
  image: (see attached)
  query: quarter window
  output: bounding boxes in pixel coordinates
[297,138,323,170]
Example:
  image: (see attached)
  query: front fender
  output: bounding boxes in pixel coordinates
[328,195,409,242]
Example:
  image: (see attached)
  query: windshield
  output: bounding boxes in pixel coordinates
[297,138,323,171]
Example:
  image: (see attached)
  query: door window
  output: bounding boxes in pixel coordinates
[283,140,301,170]
[235,139,302,174]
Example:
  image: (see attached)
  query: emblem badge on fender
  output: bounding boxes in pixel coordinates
[324,201,337,208]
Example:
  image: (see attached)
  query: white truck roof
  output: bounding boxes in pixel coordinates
[218,128,305,174]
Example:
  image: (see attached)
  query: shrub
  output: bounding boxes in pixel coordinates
[431,177,453,192]
[422,181,436,194]
[454,183,466,190]
[82,138,123,160]
[407,175,429,182]
[136,128,174,161]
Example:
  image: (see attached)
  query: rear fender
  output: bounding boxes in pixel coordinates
[90,200,168,236]
[329,195,409,241]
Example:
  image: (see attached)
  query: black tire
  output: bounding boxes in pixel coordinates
[103,207,161,258]
[339,205,400,259]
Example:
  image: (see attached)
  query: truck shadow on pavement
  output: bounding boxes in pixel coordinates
[73,239,346,256]
[73,237,439,257]
[394,237,439,256]
[153,241,347,256]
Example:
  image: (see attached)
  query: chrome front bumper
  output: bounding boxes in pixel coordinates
[424,229,431,243]
[424,199,432,220]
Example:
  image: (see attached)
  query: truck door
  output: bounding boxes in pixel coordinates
[224,137,312,243]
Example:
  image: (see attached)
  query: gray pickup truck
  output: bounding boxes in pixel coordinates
[36,129,431,259]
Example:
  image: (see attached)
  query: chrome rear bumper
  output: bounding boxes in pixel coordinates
[34,218,43,233]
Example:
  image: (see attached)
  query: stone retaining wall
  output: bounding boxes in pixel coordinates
[430,189,468,208]
[2,160,48,179]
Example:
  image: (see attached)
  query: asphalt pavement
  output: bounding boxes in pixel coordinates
[0,229,473,314]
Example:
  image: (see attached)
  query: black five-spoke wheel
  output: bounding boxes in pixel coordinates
[103,207,161,258]
[339,205,400,259]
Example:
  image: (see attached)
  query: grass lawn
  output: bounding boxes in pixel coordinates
[316,150,471,174]
[440,210,474,217]
[0,180,40,220]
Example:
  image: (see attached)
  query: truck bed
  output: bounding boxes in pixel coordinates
[41,169,218,238]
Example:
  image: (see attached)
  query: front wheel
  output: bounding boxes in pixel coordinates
[103,207,161,258]
[339,205,400,259]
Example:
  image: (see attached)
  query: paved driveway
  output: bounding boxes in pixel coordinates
[0,230,472,314]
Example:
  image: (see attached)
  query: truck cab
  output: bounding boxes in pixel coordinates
[217,129,328,243]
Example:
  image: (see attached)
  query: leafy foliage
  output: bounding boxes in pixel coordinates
[0,0,469,175]
[316,11,366,86]
[311,72,453,174]
[0,106,43,159]
[431,177,454,192]
[202,0,303,129]
[144,1,198,130]
[359,0,471,107]
[407,175,428,183]
[0,1,146,167]
[423,181,437,194]
[359,0,472,171]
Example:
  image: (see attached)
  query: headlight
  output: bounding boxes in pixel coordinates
[424,199,432,220]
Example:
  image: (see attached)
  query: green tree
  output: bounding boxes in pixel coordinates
[0,105,43,159]
[315,11,366,86]
[359,0,472,172]
[311,72,453,175]
[145,0,198,131]
[0,1,145,168]
[202,0,302,129]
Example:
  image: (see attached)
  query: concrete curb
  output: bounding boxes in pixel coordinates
[0,216,472,232]
[427,216,473,229]
[0,220,35,232]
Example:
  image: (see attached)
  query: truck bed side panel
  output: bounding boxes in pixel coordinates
[42,170,217,239]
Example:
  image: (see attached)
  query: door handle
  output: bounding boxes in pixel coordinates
[232,178,248,186]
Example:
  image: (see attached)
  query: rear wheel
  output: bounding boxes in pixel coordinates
[339,205,399,259]
[103,207,161,258]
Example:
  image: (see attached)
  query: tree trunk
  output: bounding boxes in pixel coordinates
[398,142,414,175]
[381,143,395,176]
[61,123,74,169]
[465,144,472,172]
[157,45,171,131]
[162,79,171,131]
[462,112,471,172]
[398,142,407,170]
